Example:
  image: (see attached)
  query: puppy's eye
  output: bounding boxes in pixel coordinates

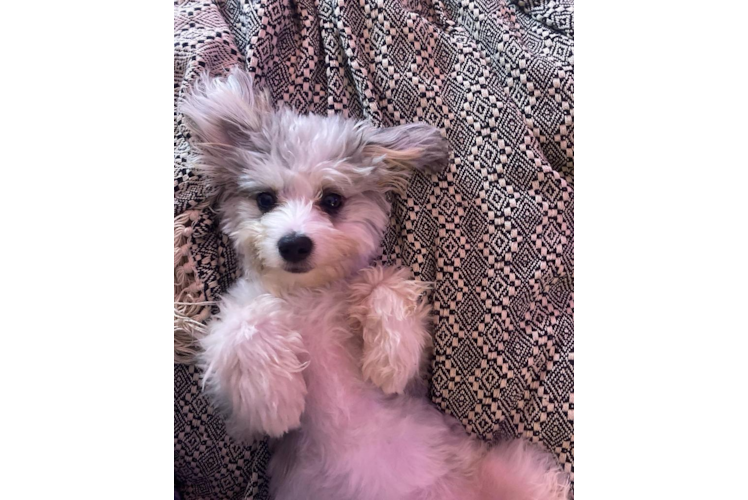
[256,192,277,212]
[320,193,344,214]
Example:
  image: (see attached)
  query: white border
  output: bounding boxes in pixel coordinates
[577,1,748,498]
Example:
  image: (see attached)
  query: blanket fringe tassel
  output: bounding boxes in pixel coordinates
[174,205,213,364]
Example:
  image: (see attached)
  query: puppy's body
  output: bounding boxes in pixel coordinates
[243,277,475,500]
[183,69,570,500]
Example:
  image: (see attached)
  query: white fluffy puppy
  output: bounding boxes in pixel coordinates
[182,68,570,500]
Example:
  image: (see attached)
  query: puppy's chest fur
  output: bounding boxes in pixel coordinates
[278,281,371,423]
[281,280,362,358]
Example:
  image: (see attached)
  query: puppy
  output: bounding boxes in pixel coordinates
[181,68,570,500]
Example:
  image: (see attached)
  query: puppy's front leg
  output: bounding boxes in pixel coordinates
[199,279,308,440]
[349,266,432,394]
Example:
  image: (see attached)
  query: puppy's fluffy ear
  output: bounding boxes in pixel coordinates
[180,67,272,188]
[357,122,449,194]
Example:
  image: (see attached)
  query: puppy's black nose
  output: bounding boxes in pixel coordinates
[277,234,314,263]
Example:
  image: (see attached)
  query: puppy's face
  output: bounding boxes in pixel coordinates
[182,69,448,289]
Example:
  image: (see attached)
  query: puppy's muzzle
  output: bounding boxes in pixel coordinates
[278,233,314,265]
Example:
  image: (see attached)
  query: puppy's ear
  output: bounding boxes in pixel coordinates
[357,122,450,195]
[180,67,273,188]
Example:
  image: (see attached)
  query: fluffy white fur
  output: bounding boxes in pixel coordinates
[349,266,433,395]
[182,68,570,500]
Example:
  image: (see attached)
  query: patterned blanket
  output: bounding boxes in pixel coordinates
[174,0,574,498]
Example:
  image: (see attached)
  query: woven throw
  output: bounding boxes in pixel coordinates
[174,0,574,498]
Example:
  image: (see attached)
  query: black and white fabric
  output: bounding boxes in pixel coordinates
[174,0,574,498]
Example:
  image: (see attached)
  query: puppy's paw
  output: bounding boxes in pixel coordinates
[199,288,308,440]
[350,266,432,394]
[479,440,571,500]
